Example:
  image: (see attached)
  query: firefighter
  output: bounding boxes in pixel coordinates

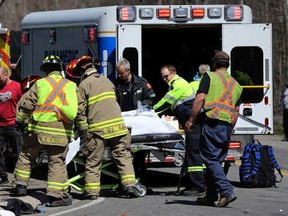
[12,55,79,207]
[153,65,206,196]
[74,55,139,199]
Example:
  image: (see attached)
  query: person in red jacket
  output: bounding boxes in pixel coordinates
[0,66,23,185]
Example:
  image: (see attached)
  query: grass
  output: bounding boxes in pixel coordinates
[274,119,284,136]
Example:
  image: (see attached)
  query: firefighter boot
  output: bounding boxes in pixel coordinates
[123,186,139,199]
[12,184,27,196]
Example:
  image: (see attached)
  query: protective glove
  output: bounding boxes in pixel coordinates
[14,121,25,136]
[79,130,88,146]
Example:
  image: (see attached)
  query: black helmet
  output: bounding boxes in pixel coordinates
[40,55,65,72]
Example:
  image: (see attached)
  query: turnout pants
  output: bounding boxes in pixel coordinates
[13,133,69,198]
[83,133,136,196]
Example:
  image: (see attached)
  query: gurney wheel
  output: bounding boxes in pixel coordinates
[135,184,147,197]
[174,158,184,167]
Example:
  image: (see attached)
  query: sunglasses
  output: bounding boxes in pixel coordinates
[161,72,172,80]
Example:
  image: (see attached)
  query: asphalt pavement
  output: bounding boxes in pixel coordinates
[0,133,287,215]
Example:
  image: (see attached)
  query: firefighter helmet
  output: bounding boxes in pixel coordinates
[66,59,82,79]
[20,75,41,93]
[76,55,100,73]
[40,54,65,72]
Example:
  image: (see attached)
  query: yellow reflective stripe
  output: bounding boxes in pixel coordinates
[15,168,30,179]
[76,120,88,130]
[102,130,127,139]
[85,182,101,190]
[28,124,73,136]
[121,174,136,183]
[17,112,29,122]
[89,117,124,129]
[47,181,66,190]
[187,166,205,172]
[88,92,116,106]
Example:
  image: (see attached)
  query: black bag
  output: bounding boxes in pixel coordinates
[239,139,283,188]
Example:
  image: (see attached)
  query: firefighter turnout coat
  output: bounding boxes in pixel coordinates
[75,68,136,196]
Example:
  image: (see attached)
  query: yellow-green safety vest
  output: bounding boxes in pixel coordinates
[204,70,242,124]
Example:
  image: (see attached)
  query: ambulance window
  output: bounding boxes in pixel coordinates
[123,48,138,76]
[231,47,263,103]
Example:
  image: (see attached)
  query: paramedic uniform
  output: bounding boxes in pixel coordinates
[13,71,78,198]
[153,74,206,192]
[75,67,137,197]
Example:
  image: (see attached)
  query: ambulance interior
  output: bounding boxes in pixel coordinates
[122,25,264,105]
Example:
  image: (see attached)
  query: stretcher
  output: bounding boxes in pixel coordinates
[122,110,185,167]
[38,110,184,197]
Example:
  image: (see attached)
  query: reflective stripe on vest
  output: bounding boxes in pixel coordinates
[173,94,195,110]
[28,124,74,137]
[204,72,238,123]
[34,77,73,124]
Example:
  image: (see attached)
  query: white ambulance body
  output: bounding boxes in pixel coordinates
[21,5,273,165]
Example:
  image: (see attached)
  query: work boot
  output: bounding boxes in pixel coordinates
[48,194,73,207]
[0,176,8,185]
[214,193,237,207]
[82,191,99,200]
[12,184,27,196]
[181,188,206,197]
[196,196,215,206]
[123,186,139,199]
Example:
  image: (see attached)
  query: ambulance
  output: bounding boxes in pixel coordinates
[20,4,273,169]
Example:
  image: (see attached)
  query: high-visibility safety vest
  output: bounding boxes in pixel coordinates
[31,73,77,137]
[204,70,242,124]
[153,74,194,111]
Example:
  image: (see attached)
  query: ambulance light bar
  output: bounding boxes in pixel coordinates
[174,8,188,18]
[224,5,243,21]
[192,8,204,18]
[139,8,153,19]
[117,5,243,22]
[157,8,170,18]
[117,6,136,22]
[207,8,222,18]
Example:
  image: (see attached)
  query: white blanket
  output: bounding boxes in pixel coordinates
[122,110,178,136]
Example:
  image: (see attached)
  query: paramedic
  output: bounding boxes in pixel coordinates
[0,66,22,185]
[153,65,206,196]
[115,57,156,183]
[12,55,78,207]
[115,57,155,111]
[185,51,242,207]
[74,55,139,199]
[190,64,210,94]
